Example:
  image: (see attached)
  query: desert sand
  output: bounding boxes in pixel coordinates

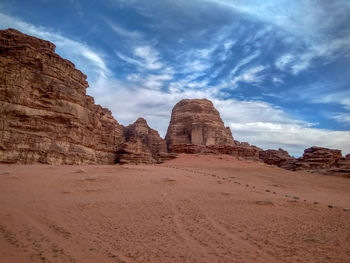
[0,154,349,263]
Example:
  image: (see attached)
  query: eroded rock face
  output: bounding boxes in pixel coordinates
[259,148,294,166]
[119,118,176,164]
[0,29,124,164]
[280,146,349,177]
[169,142,262,160]
[165,99,234,148]
[297,146,342,170]
[331,155,350,177]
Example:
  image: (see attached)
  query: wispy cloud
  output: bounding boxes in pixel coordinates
[222,65,267,89]
[331,113,350,125]
[108,22,143,39]
[117,45,163,71]
[229,121,350,156]
[230,50,261,76]
[91,77,350,156]
[0,12,109,83]
[203,0,350,75]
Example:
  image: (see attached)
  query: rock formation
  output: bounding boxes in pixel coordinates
[259,148,294,166]
[330,154,350,177]
[165,99,234,149]
[280,146,349,177]
[299,146,342,169]
[0,28,124,164]
[0,28,349,176]
[118,118,176,164]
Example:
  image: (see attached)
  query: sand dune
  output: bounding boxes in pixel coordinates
[0,154,349,262]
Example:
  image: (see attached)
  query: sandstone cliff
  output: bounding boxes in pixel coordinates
[0,29,124,164]
[118,118,176,164]
[1,28,349,176]
[165,99,264,160]
[165,99,234,148]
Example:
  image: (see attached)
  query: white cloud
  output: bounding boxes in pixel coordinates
[229,122,350,157]
[308,89,350,111]
[229,65,267,89]
[272,76,284,84]
[202,0,350,75]
[134,45,163,70]
[127,73,173,90]
[2,8,349,158]
[90,77,350,157]
[108,22,142,39]
[0,12,109,83]
[230,50,261,75]
[275,37,350,74]
[117,45,163,71]
[331,113,350,125]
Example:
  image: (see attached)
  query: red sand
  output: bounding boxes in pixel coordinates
[0,154,349,262]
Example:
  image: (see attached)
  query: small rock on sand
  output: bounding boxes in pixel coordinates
[255,200,274,206]
[75,168,86,173]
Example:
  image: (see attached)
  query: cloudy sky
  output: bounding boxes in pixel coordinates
[1,0,350,156]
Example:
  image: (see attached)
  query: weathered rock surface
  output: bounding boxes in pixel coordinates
[165,99,234,148]
[0,28,124,164]
[169,142,262,160]
[280,146,349,177]
[1,29,349,174]
[330,155,350,177]
[259,148,294,166]
[299,146,342,170]
[118,118,176,164]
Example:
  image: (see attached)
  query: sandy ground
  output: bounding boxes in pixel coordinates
[0,154,349,263]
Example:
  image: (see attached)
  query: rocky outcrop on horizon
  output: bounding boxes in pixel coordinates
[0,28,349,177]
[279,146,350,177]
[259,148,294,166]
[165,99,263,160]
[165,99,235,149]
[0,29,125,164]
[118,118,176,164]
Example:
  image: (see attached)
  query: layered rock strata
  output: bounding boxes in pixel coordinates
[165,99,234,148]
[259,148,294,166]
[118,118,176,164]
[279,146,349,177]
[0,29,124,164]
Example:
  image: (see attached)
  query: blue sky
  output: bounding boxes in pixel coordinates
[1,0,350,156]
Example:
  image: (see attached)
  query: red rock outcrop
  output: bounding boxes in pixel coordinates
[259,148,295,166]
[117,138,155,165]
[169,142,262,160]
[299,146,342,170]
[287,146,342,171]
[280,146,349,177]
[0,28,124,164]
[165,99,234,148]
[118,118,176,164]
[330,155,350,177]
